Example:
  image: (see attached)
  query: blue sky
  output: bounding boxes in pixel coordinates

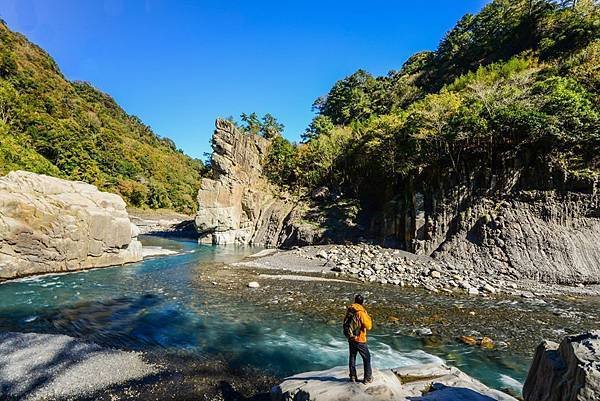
[1,0,488,160]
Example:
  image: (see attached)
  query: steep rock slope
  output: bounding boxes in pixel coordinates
[374,154,600,284]
[196,119,312,246]
[433,191,600,284]
[0,171,142,281]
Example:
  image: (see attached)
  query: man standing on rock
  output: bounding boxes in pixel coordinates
[344,294,373,384]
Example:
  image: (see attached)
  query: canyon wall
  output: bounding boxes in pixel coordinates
[0,171,142,281]
[374,155,600,284]
[432,191,600,284]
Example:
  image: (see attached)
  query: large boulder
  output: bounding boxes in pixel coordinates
[271,363,517,401]
[524,331,600,401]
[0,171,142,280]
[195,119,302,246]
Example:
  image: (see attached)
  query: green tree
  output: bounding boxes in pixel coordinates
[314,69,384,125]
[240,112,261,136]
[261,113,284,139]
[264,136,297,186]
[239,112,284,139]
[303,115,334,141]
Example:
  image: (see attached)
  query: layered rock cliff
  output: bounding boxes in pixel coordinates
[0,171,142,281]
[432,191,600,284]
[375,154,600,284]
[195,119,307,246]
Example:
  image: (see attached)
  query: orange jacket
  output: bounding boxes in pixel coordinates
[349,303,372,343]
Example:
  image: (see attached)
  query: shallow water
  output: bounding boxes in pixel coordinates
[1,236,596,396]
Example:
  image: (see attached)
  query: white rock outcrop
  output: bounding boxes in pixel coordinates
[0,171,142,280]
[271,363,517,401]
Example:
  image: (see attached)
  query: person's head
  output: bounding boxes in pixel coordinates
[354,294,364,305]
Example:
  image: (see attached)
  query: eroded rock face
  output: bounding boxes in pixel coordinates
[372,150,600,285]
[0,171,142,280]
[432,191,600,284]
[524,331,600,401]
[196,119,305,246]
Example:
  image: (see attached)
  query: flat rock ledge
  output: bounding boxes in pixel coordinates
[0,332,159,401]
[271,363,517,401]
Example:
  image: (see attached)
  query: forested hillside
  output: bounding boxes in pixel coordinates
[0,21,203,213]
[266,0,599,216]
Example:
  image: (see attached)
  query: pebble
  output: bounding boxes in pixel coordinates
[482,284,496,294]
[414,328,433,336]
[247,281,260,288]
[316,250,328,259]
[459,281,472,289]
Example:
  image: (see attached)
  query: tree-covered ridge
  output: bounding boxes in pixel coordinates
[0,21,204,213]
[266,0,599,206]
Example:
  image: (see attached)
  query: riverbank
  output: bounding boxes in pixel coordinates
[0,332,159,400]
[0,332,275,401]
[128,208,198,238]
[236,244,600,297]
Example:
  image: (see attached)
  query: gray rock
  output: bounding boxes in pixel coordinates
[316,250,329,259]
[524,331,600,401]
[468,287,480,296]
[0,171,142,281]
[459,280,472,289]
[430,270,442,279]
[271,363,517,401]
[482,283,497,294]
[414,327,433,336]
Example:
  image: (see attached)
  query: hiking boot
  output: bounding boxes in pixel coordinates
[363,377,374,384]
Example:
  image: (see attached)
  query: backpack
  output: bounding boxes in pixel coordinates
[343,307,362,339]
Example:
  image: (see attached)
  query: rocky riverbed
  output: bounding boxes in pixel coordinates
[238,244,600,297]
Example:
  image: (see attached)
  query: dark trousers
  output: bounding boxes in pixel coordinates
[348,340,372,380]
